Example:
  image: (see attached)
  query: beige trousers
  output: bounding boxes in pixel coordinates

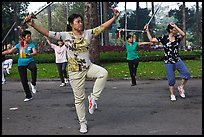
[69,63,108,124]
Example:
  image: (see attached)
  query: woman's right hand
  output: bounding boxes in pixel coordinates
[24,15,35,26]
[144,24,149,31]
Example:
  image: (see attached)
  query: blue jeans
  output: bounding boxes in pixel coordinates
[165,60,190,86]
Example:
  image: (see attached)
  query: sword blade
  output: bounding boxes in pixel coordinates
[33,2,53,16]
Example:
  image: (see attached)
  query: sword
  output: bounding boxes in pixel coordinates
[117,28,144,33]
[2,22,16,44]
[24,2,54,23]
[146,2,162,26]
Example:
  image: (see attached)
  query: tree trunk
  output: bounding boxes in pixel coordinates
[196,2,200,49]
[151,2,155,37]
[103,2,109,46]
[135,2,139,41]
[124,2,127,39]
[47,2,52,51]
[84,2,100,64]
[182,2,186,51]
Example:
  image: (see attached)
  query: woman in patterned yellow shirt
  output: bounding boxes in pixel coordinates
[24,7,120,133]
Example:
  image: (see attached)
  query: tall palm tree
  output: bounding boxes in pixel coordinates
[84,2,100,64]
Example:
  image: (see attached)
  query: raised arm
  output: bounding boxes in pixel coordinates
[170,22,185,39]
[100,8,120,30]
[118,29,125,45]
[24,15,49,37]
[144,24,158,43]
[44,36,52,46]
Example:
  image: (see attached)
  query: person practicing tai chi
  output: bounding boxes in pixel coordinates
[2,30,38,102]
[45,36,69,87]
[24,7,120,133]
[3,44,14,75]
[118,29,153,86]
[144,22,190,101]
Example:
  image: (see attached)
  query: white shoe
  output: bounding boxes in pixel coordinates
[170,95,176,101]
[60,83,66,87]
[30,83,37,94]
[88,95,97,114]
[2,81,6,85]
[6,68,10,74]
[80,122,88,133]
[64,78,69,84]
[178,86,185,98]
[24,97,33,102]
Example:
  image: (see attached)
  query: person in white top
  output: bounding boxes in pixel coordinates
[45,36,69,87]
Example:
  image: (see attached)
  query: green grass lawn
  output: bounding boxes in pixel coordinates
[4,60,202,80]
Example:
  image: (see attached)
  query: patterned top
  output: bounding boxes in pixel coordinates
[49,26,104,72]
[156,35,182,64]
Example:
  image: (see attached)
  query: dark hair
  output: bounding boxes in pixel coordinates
[166,24,174,33]
[67,14,83,31]
[57,39,64,46]
[22,30,31,38]
[126,34,133,40]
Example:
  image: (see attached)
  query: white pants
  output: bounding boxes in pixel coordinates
[2,62,5,83]
[69,63,108,124]
[3,59,13,69]
[3,59,13,74]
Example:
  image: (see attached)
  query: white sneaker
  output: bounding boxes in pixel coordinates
[2,81,6,85]
[24,97,33,102]
[88,95,97,114]
[80,122,88,133]
[178,86,185,98]
[60,83,66,87]
[30,83,37,94]
[170,95,176,101]
[64,78,69,84]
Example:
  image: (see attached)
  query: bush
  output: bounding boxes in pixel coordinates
[6,48,202,64]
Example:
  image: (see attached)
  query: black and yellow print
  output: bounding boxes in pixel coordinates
[92,26,105,37]
[68,58,80,72]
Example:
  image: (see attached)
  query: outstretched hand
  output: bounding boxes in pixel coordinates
[24,15,35,26]
[111,7,120,19]
[144,24,149,31]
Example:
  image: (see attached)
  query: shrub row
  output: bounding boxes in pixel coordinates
[6,50,202,64]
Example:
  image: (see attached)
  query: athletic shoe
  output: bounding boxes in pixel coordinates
[60,83,66,87]
[88,95,97,114]
[6,68,10,74]
[30,83,37,94]
[24,97,33,102]
[80,122,88,133]
[64,78,69,84]
[170,95,176,101]
[2,81,6,85]
[178,86,185,98]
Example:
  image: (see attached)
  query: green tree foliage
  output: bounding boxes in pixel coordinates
[168,5,202,49]
[2,2,29,45]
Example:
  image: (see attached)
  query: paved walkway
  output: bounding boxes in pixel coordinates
[2,78,202,135]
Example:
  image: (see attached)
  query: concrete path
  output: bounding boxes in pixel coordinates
[2,79,202,135]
